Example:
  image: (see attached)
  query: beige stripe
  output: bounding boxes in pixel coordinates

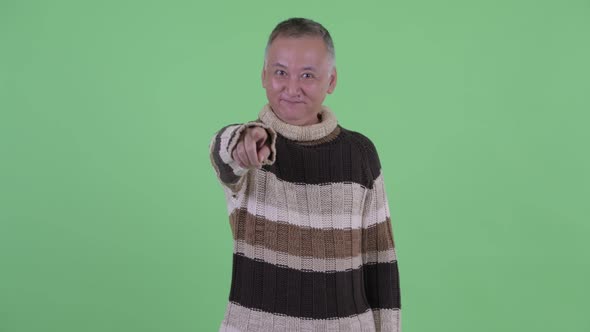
[209,137,222,178]
[217,124,240,164]
[210,148,247,195]
[210,143,249,194]
[230,208,394,258]
[373,306,403,332]
[220,302,401,332]
[228,170,390,230]
[217,124,247,176]
[234,241,397,272]
[219,324,241,332]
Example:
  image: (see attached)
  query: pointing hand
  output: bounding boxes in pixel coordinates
[232,127,271,169]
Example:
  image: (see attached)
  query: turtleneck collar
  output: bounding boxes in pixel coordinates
[258,103,338,142]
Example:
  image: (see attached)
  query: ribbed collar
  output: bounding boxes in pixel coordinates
[258,103,338,142]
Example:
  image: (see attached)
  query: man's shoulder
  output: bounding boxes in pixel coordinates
[339,126,379,155]
[339,126,383,182]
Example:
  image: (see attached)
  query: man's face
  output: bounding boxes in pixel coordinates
[262,36,337,126]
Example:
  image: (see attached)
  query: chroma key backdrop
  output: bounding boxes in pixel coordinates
[1,0,589,331]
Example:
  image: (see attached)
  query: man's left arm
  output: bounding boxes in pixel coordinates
[360,138,402,331]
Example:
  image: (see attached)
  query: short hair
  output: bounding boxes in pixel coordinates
[264,17,335,65]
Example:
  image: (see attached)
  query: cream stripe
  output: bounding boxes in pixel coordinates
[220,302,401,332]
[218,324,240,332]
[374,306,403,332]
[217,124,241,164]
[217,124,249,177]
[363,170,392,233]
[227,169,390,229]
[235,240,397,272]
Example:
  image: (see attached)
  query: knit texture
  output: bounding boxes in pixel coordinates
[209,104,401,331]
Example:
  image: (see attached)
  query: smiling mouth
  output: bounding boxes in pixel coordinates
[281,99,303,104]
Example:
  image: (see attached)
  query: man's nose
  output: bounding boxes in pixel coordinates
[285,76,301,96]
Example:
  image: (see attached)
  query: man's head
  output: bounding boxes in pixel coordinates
[262,18,337,126]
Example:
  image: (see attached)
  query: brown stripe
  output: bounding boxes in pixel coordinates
[363,218,396,255]
[229,208,393,259]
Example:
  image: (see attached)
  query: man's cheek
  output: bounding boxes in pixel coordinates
[271,80,284,91]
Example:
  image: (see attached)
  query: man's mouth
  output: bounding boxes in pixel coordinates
[281,99,303,104]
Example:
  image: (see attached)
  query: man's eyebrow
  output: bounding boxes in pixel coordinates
[270,63,317,72]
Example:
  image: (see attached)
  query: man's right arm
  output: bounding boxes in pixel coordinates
[208,121,277,194]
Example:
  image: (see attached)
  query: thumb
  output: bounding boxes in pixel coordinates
[257,145,270,163]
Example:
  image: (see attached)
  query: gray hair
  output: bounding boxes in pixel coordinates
[264,17,335,66]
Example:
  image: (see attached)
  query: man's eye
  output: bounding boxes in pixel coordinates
[275,70,286,76]
[302,73,314,79]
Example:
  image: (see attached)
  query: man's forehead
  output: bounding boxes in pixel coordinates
[266,37,330,69]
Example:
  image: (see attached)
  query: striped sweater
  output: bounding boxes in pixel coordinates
[209,103,402,332]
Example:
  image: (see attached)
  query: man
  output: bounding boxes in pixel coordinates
[209,17,401,331]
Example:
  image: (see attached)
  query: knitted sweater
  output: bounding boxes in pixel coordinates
[209,104,401,332]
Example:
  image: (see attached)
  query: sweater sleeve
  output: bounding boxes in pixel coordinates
[208,120,277,194]
[360,138,402,331]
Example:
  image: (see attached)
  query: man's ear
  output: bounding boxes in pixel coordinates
[327,66,337,94]
[261,63,267,88]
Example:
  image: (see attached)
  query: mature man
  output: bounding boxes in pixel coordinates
[209,17,401,331]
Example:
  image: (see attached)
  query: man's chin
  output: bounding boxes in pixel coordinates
[270,101,309,123]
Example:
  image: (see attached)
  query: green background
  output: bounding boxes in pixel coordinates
[1,0,589,331]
